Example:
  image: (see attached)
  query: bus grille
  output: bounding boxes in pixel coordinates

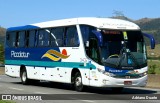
[113,74,143,79]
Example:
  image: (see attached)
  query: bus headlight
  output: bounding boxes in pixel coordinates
[140,71,147,77]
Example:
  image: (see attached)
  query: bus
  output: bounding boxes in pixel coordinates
[5,17,155,92]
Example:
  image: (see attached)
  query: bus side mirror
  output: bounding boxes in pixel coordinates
[143,33,155,49]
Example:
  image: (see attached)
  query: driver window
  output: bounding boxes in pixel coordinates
[89,39,100,63]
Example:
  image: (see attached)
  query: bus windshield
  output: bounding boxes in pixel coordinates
[99,30,147,69]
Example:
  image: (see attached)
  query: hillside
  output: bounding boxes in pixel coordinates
[112,16,160,45]
[135,18,160,30]
[0,27,6,44]
[112,16,134,22]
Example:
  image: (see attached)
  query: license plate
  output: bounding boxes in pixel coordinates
[124,81,132,85]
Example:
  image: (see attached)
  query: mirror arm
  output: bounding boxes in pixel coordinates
[143,33,155,49]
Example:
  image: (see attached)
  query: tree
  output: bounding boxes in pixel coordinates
[112,10,124,17]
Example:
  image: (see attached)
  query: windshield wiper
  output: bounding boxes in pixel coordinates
[118,42,140,69]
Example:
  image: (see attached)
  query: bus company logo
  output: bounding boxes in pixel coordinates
[127,70,139,74]
[11,51,30,58]
[41,49,70,61]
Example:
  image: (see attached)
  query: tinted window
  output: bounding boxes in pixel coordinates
[50,27,64,47]
[29,30,36,47]
[37,29,50,47]
[44,29,50,47]
[18,31,25,47]
[6,33,10,47]
[6,32,16,47]
[80,25,96,44]
[65,26,79,47]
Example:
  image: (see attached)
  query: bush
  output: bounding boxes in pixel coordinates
[0,44,4,64]
[148,64,156,74]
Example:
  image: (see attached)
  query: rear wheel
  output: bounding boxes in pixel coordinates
[20,68,30,85]
[74,72,84,92]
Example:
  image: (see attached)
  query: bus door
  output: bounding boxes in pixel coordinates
[88,38,100,86]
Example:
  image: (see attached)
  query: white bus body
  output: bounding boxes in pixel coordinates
[5,17,155,91]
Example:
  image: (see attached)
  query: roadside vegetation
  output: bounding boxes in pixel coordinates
[148,60,160,74]
[0,100,15,103]
[147,44,160,74]
[0,43,4,64]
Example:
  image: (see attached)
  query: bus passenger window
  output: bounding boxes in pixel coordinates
[9,32,16,47]
[38,30,44,47]
[50,27,64,47]
[37,29,51,47]
[25,31,29,47]
[18,31,25,47]
[28,30,36,47]
[66,26,79,47]
[6,33,10,47]
[44,29,50,47]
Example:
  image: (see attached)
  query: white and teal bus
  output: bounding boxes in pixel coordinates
[5,17,155,91]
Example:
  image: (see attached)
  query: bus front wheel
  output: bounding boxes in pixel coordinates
[74,72,84,92]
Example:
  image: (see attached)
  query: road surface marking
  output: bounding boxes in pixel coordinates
[34,92,48,94]
[80,100,95,103]
[70,98,95,103]
[9,87,24,91]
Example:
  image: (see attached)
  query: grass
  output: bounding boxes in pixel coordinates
[148,60,160,74]
[147,44,160,74]
[147,44,160,57]
[0,101,15,103]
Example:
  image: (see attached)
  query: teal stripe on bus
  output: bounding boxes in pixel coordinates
[5,60,96,69]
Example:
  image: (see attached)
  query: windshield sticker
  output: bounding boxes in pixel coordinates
[42,49,70,61]
[123,31,128,40]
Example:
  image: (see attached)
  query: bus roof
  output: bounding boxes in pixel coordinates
[7,17,140,31]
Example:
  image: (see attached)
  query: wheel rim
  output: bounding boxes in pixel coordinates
[22,71,27,82]
[75,77,82,87]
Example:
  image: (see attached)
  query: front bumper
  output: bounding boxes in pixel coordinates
[98,75,148,87]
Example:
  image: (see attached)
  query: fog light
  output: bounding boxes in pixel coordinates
[5,68,8,72]
[144,72,147,76]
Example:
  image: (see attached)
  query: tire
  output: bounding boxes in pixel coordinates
[20,68,30,85]
[74,72,84,92]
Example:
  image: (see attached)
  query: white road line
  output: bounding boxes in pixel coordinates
[80,100,95,103]
[34,92,48,94]
[70,98,95,103]
[9,87,24,91]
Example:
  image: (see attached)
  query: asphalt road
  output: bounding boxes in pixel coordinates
[0,75,160,103]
